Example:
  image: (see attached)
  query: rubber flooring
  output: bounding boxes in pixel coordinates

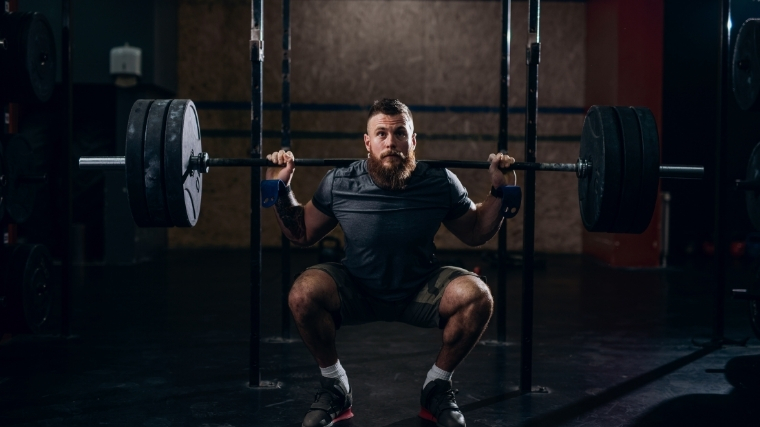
[0,249,758,427]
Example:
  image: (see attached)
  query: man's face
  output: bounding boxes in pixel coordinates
[363,113,417,190]
[364,113,417,166]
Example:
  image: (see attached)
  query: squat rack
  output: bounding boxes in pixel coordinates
[247,0,539,390]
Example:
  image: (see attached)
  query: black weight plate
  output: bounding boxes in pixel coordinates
[3,133,36,223]
[611,107,643,233]
[0,141,5,222]
[578,106,623,232]
[0,244,53,334]
[0,12,56,103]
[749,260,760,340]
[630,107,661,234]
[745,142,760,231]
[164,100,203,227]
[143,99,173,226]
[125,99,155,227]
[733,19,760,111]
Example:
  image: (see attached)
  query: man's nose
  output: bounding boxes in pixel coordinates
[384,134,397,148]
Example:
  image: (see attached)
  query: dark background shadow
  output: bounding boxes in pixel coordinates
[630,355,760,427]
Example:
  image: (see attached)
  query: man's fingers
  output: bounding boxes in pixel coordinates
[268,150,294,165]
[488,153,516,168]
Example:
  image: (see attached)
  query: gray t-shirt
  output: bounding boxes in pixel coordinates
[311,160,474,301]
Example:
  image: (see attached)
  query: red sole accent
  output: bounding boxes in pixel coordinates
[418,407,437,422]
[333,407,354,423]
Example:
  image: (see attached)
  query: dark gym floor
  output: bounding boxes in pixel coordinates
[1,249,759,427]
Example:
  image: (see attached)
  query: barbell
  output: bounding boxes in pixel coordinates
[78,99,704,233]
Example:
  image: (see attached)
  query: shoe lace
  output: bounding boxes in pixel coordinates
[314,388,332,403]
[443,388,459,401]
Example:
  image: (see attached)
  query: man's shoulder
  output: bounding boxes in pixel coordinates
[413,162,453,181]
[332,160,368,179]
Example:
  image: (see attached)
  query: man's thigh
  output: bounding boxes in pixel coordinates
[400,266,482,329]
[304,263,378,328]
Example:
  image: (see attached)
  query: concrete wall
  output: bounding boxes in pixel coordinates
[171,0,586,253]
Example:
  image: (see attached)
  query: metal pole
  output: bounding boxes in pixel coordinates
[250,0,264,387]
[280,0,292,340]
[496,0,511,344]
[520,0,539,394]
[60,0,73,338]
[711,0,730,344]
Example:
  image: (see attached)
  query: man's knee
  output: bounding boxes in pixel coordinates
[288,269,339,318]
[443,276,493,318]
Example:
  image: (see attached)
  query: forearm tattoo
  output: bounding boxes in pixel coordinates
[275,193,306,238]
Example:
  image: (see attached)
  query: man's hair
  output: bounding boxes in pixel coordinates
[367,99,413,128]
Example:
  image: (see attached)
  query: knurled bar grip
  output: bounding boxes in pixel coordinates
[78,155,704,179]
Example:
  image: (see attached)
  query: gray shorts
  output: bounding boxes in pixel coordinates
[305,263,482,329]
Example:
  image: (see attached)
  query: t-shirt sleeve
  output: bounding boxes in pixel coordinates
[311,169,336,218]
[444,169,475,221]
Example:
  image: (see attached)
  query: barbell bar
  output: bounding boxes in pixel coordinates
[79,155,703,180]
[77,99,704,233]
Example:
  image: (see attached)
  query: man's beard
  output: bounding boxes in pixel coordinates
[367,148,417,190]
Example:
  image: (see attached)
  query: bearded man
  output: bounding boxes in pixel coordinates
[266,98,515,427]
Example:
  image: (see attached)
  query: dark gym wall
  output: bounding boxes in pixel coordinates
[171,0,588,252]
[662,0,760,261]
[20,0,178,90]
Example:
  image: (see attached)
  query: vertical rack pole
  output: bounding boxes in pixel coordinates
[496,0,512,343]
[711,0,730,344]
[60,0,73,337]
[280,0,292,340]
[520,0,539,394]
[249,0,264,387]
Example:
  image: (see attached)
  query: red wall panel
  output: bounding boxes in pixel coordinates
[584,0,664,267]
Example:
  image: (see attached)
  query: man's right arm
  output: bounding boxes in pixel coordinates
[266,149,338,246]
[273,192,337,247]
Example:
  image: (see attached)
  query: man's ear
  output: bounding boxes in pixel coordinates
[410,133,417,151]
[364,133,371,152]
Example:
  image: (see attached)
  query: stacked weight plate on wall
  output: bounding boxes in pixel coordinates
[3,133,37,223]
[733,19,760,111]
[0,244,53,334]
[745,142,760,230]
[0,141,5,222]
[0,12,56,104]
[748,260,760,340]
[630,107,661,233]
[578,106,623,232]
[163,100,202,227]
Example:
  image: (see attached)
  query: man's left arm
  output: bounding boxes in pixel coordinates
[443,153,515,247]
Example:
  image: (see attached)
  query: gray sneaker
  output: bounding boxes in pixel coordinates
[301,377,353,427]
